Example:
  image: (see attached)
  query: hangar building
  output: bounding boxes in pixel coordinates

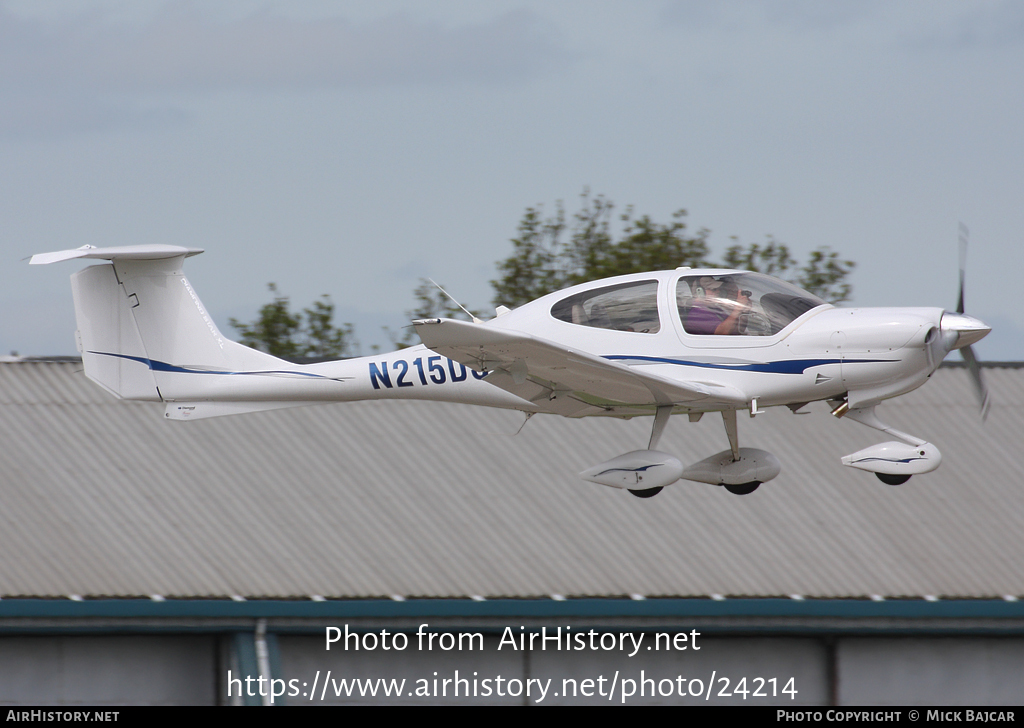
[0,360,1021,705]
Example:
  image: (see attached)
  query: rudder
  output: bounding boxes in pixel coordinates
[71,262,160,400]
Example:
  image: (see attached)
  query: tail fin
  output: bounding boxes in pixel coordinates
[31,245,285,400]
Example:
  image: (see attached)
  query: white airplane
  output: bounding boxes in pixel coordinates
[30,242,990,497]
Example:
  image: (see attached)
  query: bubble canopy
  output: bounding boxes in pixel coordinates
[677,272,827,336]
[548,272,827,338]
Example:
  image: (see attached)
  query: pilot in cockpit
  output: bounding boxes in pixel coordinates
[685,276,752,335]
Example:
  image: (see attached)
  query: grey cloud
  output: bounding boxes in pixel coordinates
[0,3,571,95]
[0,93,189,138]
[660,0,1024,50]
[906,2,1024,50]
[757,0,885,30]
[659,0,885,32]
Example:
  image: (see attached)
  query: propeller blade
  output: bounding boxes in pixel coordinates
[952,223,990,420]
[960,344,990,421]
[957,222,968,314]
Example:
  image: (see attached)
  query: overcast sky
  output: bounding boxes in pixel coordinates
[2,0,1021,359]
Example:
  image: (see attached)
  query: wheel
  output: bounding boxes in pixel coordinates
[876,472,911,486]
[629,487,663,498]
[724,481,760,495]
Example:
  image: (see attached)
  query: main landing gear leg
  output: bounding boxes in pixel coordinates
[629,406,674,498]
[648,405,673,450]
[719,409,760,495]
[722,410,740,461]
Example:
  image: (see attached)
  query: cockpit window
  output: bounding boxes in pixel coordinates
[551,280,661,333]
[677,273,826,336]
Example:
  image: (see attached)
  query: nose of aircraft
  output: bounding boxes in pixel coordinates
[940,311,991,350]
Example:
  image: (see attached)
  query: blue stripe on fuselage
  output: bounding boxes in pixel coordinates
[88,351,333,379]
[604,355,890,374]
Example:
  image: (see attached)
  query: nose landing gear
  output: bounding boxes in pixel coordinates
[836,405,940,485]
[629,487,664,498]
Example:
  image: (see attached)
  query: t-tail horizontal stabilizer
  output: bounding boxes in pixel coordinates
[30,245,288,402]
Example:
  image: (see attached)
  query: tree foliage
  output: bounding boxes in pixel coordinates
[235,192,857,356]
[721,236,855,303]
[721,236,794,277]
[492,190,712,308]
[492,190,855,306]
[229,283,356,360]
[795,247,855,304]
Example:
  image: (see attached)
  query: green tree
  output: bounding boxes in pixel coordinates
[235,193,857,356]
[230,283,356,360]
[491,203,568,309]
[721,236,795,277]
[796,247,855,304]
[492,191,855,307]
[302,295,357,358]
[722,236,854,303]
[592,207,710,282]
[492,189,712,308]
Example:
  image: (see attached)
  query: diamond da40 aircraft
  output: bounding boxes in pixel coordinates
[31,243,990,497]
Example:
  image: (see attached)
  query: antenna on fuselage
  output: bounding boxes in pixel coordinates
[428,278,483,324]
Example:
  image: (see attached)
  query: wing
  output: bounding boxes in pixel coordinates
[413,318,746,417]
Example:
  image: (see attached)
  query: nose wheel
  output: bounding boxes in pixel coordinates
[629,487,663,498]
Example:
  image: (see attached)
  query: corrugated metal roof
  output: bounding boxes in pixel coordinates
[0,361,1021,600]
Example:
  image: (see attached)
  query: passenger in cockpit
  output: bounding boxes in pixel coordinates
[685,277,751,335]
[712,279,752,335]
